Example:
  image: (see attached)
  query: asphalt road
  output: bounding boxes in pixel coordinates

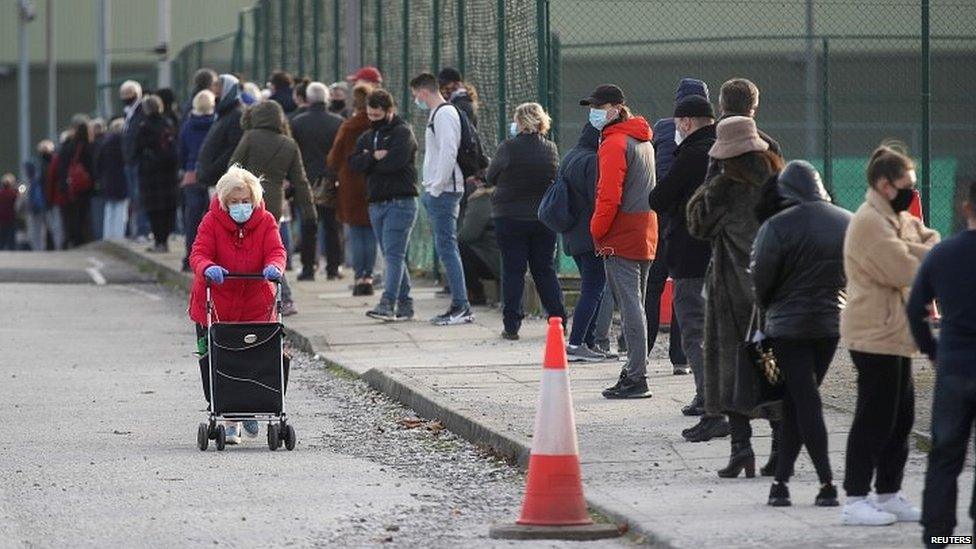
[0,250,629,548]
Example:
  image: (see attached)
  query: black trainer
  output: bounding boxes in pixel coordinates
[681,395,704,416]
[602,376,652,399]
[768,482,791,507]
[297,270,315,281]
[685,416,730,443]
[431,305,475,326]
[815,483,839,507]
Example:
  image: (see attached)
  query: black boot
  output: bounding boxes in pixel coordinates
[685,416,729,443]
[815,483,839,507]
[767,482,791,506]
[681,394,704,416]
[717,442,755,478]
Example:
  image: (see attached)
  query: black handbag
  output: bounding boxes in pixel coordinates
[736,306,783,407]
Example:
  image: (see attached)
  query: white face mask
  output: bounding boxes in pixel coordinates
[674,127,684,146]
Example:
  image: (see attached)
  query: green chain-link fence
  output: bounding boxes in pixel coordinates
[169,0,975,271]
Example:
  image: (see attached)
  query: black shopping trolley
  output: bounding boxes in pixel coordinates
[196,273,295,452]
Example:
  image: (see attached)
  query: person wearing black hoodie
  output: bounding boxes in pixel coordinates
[348,89,420,322]
[750,161,852,508]
[437,67,478,128]
[649,95,723,439]
[196,75,245,188]
[560,121,607,362]
[269,71,298,114]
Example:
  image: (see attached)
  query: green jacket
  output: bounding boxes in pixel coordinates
[230,101,316,223]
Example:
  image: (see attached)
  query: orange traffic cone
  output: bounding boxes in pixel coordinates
[489,318,620,541]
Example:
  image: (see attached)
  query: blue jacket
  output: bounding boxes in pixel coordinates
[179,113,216,172]
[559,123,600,257]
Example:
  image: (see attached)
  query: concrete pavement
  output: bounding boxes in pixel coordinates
[104,237,973,548]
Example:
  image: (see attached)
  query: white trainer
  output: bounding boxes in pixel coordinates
[223,423,242,445]
[841,499,897,526]
[872,493,921,522]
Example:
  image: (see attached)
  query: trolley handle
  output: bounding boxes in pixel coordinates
[205,272,283,287]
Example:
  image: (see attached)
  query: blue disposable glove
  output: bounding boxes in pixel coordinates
[204,265,228,284]
[262,265,282,281]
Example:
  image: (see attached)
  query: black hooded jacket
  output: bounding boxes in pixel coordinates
[749,161,853,339]
[348,114,419,203]
[559,123,600,257]
[196,84,244,187]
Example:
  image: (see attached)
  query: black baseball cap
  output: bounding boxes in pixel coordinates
[437,67,462,86]
[579,84,625,106]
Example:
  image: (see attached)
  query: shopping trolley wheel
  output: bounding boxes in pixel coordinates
[197,423,209,451]
[208,421,217,440]
[215,424,226,451]
[267,423,280,451]
[284,424,296,451]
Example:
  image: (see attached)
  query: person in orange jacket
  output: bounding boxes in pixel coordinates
[582,84,659,399]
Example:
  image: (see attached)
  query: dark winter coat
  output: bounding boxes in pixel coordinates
[687,151,779,417]
[196,90,244,187]
[179,113,215,172]
[326,112,372,226]
[229,101,316,223]
[750,161,853,339]
[648,124,715,278]
[559,123,599,257]
[121,101,146,164]
[652,117,678,182]
[449,89,478,128]
[269,87,297,114]
[348,115,419,203]
[93,133,128,200]
[135,114,179,212]
[458,185,501,280]
[57,139,95,204]
[487,132,559,220]
[290,103,345,181]
[188,197,286,325]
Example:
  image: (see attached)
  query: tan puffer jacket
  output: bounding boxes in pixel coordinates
[840,187,940,357]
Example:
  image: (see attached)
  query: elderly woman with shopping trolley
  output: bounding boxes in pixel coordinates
[188,165,291,450]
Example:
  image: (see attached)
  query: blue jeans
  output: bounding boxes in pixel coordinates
[369,198,417,305]
[347,224,377,279]
[89,195,105,240]
[182,184,210,264]
[922,369,976,540]
[570,253,606,347]
[494,217,567,335]
[422,192,468,309]
[124,164,150,237]
[280,222,292,271]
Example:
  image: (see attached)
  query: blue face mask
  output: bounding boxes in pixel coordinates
[228,203,253,224]
[414,97,429,111]
[589,108,609,130]
[509,122,518,138]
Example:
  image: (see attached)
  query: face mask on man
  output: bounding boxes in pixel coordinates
[329,99,346,112]
[674,128,685,146]
[228,203,254,224]
[414,95,429,111]
[589,108,609,130]
[121,96,137,107]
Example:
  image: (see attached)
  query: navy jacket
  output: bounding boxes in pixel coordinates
[559,123,600,257]
[907,230,976,370]
[652,117,678,183]
[121,101,146,165]
[179,113,215,172]
[93,133,128,200]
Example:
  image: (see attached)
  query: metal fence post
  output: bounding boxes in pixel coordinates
[233,10,245,74]
[263,0,272,79]
[497,0,506,142]
[297,0,305,76]
[457,0,465,74]
[433,0,441,71]
[536,0,549,109]
[375,0,383,70]
[313,0,321,79]
[921,0,931,221]
[822,36,831,192]
[196,39,204,72]
[280,0,288,70]
[402,0,410,118]
[253,4,261,80]
[551,32,561,145]
[333,0,341,82]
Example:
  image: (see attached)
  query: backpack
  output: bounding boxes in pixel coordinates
[537,173,576,233]
[429,103,490,182]
[67,145,93,199]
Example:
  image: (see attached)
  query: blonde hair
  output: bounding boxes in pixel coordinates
[216,165,264,209]
[142,95,163,116]
[513,102,551,135]
[192,90,215,115]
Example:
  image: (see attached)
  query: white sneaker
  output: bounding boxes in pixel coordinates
[223,423,242,445]
[872,493,921,522]
[841,499,897,526]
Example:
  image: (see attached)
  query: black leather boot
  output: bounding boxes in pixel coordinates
[717,442,756,478]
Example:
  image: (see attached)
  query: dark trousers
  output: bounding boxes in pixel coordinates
[771,337,838,484]
[299,221,317,276]
[645,273,686,365]
[0,224,15,250]
[316,205,343,276]
[459,242,496,304]
[147,208,175,247]
[569,252,605,347]
[65,196,93,248]
[182,184,209,266]
[494,217,566,335]
[922,370,976,539]
[843,351,915,497]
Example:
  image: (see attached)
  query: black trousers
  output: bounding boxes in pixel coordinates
[459,242,496,303]
[316,205,344,276]
[147,208,175,247]
[645,274,686,366]
[771,337,838,484]
[299,221,318,276]
[843,351,915,497]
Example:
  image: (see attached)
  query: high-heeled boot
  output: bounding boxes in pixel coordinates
[760,425,779,477]
[717,442,756,478]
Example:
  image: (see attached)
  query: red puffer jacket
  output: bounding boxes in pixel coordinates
[188,197,287,325]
